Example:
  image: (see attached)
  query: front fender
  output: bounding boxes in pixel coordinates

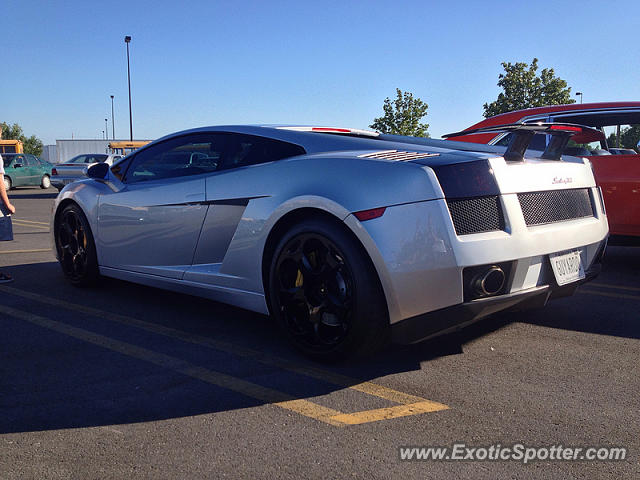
[51,180,108,259]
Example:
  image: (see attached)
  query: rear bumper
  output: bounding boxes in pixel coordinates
[391,263,602,345]
[51,176,81,189]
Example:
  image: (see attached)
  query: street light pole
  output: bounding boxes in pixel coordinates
[110,95,115,140]
[125,35,133,141]
[105,118,108,139]
[576,91,583,104]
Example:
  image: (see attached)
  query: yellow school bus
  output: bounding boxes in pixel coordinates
[108,140,150,156]
[0,139,24,154]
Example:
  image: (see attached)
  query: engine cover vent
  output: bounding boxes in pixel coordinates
[358,150,440,161]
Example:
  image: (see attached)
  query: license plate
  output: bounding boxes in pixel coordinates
[549,250,585,286]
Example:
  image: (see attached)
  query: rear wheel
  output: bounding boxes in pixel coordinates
[3,176,11,191]
[268,219,388,361]
[55,204,99,286]
[40,174,51,189]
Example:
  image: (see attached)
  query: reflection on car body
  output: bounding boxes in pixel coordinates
[51,153,124,191]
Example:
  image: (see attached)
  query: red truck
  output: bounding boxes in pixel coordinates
[448,102,640,240]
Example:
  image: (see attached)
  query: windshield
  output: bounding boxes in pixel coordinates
[67,154,109,164]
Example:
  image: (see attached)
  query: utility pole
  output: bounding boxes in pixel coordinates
[110,95,115,140]
[125,35,133,141]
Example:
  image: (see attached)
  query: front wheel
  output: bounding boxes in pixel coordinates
[268,219,389,361]
[55,204,100,286]
[40,174,51,189]
[3,176,11,191]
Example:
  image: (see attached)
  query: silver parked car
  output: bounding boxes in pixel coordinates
[51,153,123,191]
[52,125,608,360]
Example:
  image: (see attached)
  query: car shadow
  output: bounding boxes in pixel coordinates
[8,191,59,199]
[0,253,636,434]
[0,262,475,434]
[515,245,640,339]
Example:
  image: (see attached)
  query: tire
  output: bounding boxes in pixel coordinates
[54,204,100,286]
[40,174,51,189]
[268,218,389,361]
[3,176,11,191]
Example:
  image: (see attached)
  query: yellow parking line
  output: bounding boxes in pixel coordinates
[0,303,344,427]
[9,219,49,226]
[275,399,344,425]
[331,401,448,425]
[0,248,52,254]
[12,220,50,230]
[0,286,433,404]
[348,381,428,405]
[578,289,640,301]
[590,282,640,293]
[0,285,449,424]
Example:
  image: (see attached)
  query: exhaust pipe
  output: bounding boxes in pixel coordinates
[474,266,505,296]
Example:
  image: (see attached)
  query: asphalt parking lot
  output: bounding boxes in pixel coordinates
[1,188,638,479]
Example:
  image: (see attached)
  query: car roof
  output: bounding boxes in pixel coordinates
[145,124,501,163]
[466,102,640,128]
[453,102,640,144]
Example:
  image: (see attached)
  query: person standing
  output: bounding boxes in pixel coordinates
[0,152,16,283]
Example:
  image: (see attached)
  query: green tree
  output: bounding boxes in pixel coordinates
[606,125,640,151]
[370,88,429,137]
[483,58,575,118]
[1,122,44,156]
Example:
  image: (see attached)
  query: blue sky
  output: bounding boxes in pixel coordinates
[3,0,639,145]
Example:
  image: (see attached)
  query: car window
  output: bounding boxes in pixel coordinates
[2,154,16,167]
[13,155,26,166]
[494,132,547,151]
[110,157,132,182]
[67,154,109,163]
[25,154,37,166]
[124,133,227,184]
[221,134,305,170]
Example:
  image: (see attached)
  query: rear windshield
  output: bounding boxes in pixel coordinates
[1,154,18,167]
[67,154,109,163]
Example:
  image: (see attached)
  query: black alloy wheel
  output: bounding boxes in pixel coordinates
[55,204,99,286]
[269,219,388,360]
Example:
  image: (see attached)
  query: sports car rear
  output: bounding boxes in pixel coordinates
[346,132,608,344]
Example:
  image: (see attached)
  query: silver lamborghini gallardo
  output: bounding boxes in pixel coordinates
[52,124,609,360]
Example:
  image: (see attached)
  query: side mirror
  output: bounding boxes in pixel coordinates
[13,163,23,168]
[87,162,109,180]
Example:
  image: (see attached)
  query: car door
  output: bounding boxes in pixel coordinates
[590,153,640,236]
[546,109,640,237]
[10,154,28,186]
[184,133,305,286]
[25,155,41,185]
[97,133,228,279]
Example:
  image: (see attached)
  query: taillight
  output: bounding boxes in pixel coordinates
[51,168,58,176]
[549,125,582,132]
[354,207,386,221]
[311,127,351,133]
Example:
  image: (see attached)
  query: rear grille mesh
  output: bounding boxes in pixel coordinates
[518,188,594,226]
[447,196,505,235]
